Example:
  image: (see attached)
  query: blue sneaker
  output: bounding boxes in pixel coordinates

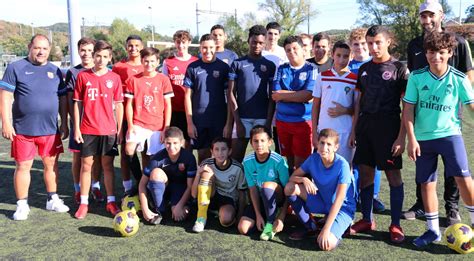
[413,229,441,248]
[373,198,386,213]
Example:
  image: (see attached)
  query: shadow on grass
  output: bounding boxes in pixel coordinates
[78,226,118,237]
[0,208,15,220]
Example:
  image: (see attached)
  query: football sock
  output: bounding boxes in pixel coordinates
[47,192,57,201]
[107,196,116,203]
[425,211,440,235]
[360,183,374,221]
[261,187,277,224]
[128,154,142,182]
[374,169,381,198]
[74,183,81,192]
[288,195,316,231]
[123,180,132,192]
[390,183,404,226]
[465,205,474,225]
[197,179,212,220]
[80,195,89,205]
[91,181,100,190]
[17,199,28,206]
[147,181,166,212]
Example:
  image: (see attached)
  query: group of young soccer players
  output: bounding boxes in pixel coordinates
[1,0,474,252]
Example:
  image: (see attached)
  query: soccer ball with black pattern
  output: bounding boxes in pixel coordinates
[121,195,141,213]
[113,210,140,237]
[444,223,473,254]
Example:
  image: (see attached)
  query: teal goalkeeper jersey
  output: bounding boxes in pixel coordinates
[403,66,474,141]
[243,151,289,189]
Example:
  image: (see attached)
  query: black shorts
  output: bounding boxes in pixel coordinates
[170,111,190,140]
[209,193,237,210]
[146,182,190,213]
[353,114,402,170]
[80,134,119,157]
[192,125,224,150]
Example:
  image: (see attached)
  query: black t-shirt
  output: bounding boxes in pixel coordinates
[407,31,473,72]
[356,58,408,115]
[306,57,333,73]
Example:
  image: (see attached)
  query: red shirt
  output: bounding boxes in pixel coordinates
[112,60,144,92]
[163,55,198,111]
[125,73,174,131]
[73,69,123,135]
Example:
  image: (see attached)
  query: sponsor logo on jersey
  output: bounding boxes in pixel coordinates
[47,72,54,79]
[88,88,99,100]
[178,163,185,171]
[382,71,392,80]
[421,85,429,91]
[228,175,236,183]
[213,70,220,78]
[106,80,114,89]
[173,66,179,71]
[25,71,34,75]
[299,72,307,81]
[260,65,267,72]
[143,95,154,110]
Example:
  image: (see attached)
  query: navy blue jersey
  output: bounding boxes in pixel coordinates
[65,64,86,92]
[229,56,276,119]
[356,58,408,115]
[0,58,66,136]
[144,148,197,185]
[183,59,229,126]
[216,49,238,65]
[273,62,317,122]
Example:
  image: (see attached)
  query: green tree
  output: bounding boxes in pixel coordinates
[258,0,317,36]
[0,35,29,56]
[355,0,453,59]
[108,19,146,61]
[466,4,474,23]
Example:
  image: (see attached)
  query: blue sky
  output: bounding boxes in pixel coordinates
[1,0,471,37]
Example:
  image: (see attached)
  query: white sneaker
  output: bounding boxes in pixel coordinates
[192,217,206,233]
[13,203,30,221]
[46,195,70,213]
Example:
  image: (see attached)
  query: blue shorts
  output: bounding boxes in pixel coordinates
[192,124,224,150]
[416,135,470,184]
[306,193,354,240]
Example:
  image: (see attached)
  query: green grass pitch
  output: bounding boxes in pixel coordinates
[1,110,474,259]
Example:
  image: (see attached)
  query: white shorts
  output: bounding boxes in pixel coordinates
[126,125,164,155]
[336,132,355,165]
[232,118,267,139]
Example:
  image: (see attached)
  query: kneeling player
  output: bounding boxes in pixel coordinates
[238,125,289,241]
[191,137,247,232]
[403,31,474,247]
[285,129,356,251]
[138,127,197,224]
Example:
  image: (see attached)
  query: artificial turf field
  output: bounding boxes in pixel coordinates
[1,113,474,259]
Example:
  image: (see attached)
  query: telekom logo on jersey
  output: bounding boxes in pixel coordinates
[87,88,99,100]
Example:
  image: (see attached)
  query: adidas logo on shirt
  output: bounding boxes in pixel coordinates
[361,71,367,77]
[421,85,429,91]
[173,66,179,71]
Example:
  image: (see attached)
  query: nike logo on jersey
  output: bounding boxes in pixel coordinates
[243,64,251,68]
[415,52,422,56]
[173,66,179,71]
[462,169,469,173]
[197,71,205,75]
[25,71,34,75]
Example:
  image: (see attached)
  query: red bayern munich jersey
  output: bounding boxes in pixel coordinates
[112,60,144,92]
[163,55,198,112]
[125,73,174,131]
[73,69,123,135]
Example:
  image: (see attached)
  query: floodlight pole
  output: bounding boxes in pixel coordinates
[149,6,155,43]
[67,0,81,66]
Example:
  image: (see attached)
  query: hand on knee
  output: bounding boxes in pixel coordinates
[284,182,296,196]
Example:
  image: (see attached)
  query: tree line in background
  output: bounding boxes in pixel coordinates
[0,0,473,63]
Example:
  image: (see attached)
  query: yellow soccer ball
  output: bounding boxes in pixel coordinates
[444,223,473,254]
[113,210,140,237]
[121,195,141,213]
